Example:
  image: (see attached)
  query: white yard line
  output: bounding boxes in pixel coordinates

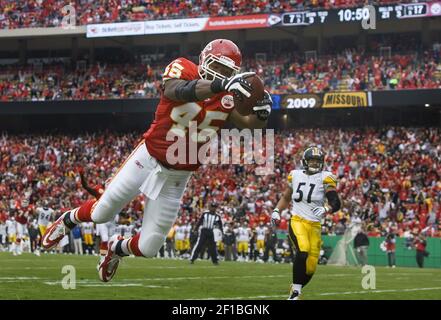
[194,287,441,300]
[0,277,42,280]
[81,284,170,288]
[42,281,169,288]
[316,287,441,296]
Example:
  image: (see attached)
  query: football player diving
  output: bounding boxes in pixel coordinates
[271,146,341,300]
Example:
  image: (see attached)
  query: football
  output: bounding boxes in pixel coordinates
[233,74,265,116]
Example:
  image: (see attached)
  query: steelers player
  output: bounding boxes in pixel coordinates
[271,146,341,300]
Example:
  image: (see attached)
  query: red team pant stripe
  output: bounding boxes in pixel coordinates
[128,234,144,257]
[75,199,96,222]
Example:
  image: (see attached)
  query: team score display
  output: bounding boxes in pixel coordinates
[282,11,328,25]
[216,304,270,315]
[396,4,427,18]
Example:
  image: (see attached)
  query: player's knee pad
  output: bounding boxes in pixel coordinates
[306,255,318,275]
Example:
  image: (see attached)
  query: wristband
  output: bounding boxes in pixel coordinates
[210,79,223,93]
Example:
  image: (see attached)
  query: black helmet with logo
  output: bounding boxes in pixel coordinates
[302,146,325,174]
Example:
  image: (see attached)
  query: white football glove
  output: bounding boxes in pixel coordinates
[221,72,254,98]
[312,205,329,218]
[271,208,281,227]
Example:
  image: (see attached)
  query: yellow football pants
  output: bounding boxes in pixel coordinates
[175,240,185,251]
[289,215,322,275]
[39,225,47,237]
[184,239,190,251]
[237,241,249,254]
[83,234,93,246]
[256,240,265,251]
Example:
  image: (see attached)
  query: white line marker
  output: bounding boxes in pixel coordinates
[316,287,441,296]
[194,287,441,300]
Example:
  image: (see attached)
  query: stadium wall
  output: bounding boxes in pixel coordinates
[1,89,440,115]
[322,236,441,268]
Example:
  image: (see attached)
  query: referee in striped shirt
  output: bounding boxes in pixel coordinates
[190,202,223,265]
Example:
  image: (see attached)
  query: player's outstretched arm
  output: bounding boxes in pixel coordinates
[164,72,254,102]
[79,171,101,199]
[276,186,293,212]
[164,79,216,102]
[271,187,293,226]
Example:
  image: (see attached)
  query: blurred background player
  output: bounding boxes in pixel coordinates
[165,224,176,259]
[214,226,224,260]
[36,201,54,254]
[42,38,272,282]
[183,221,192,259]
[235,221,251,262]
[255,221,268,261]
[82,221,95,255]
[174,219,186,258]
[15,205,30,255]
[272,146,341,300]
[6,215,18,255]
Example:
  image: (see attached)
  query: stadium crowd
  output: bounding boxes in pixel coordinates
[0,0,421,29]
[1,126,440,257]
[1,47,440,101]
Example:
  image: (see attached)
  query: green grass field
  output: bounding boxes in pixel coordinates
[1,252,441,300]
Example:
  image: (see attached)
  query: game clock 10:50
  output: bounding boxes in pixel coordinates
[337,7,371,22]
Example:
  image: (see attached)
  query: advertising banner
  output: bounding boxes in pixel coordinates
[204,14,277,31]
[322,92,368,108]
[87,14,280,38]
[144,18,208,34]
[86,21,144,38]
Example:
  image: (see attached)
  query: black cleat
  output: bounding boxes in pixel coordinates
[288,290,300,300]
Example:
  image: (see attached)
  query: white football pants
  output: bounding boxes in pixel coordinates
[90,142,192,257]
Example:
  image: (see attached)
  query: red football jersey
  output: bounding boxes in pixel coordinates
[144,58,235,171]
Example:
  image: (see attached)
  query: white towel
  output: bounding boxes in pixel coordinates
[139,161,168,200]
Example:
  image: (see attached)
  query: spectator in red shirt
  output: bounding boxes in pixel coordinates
[414,234,428,268]
[385,233,396,268]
